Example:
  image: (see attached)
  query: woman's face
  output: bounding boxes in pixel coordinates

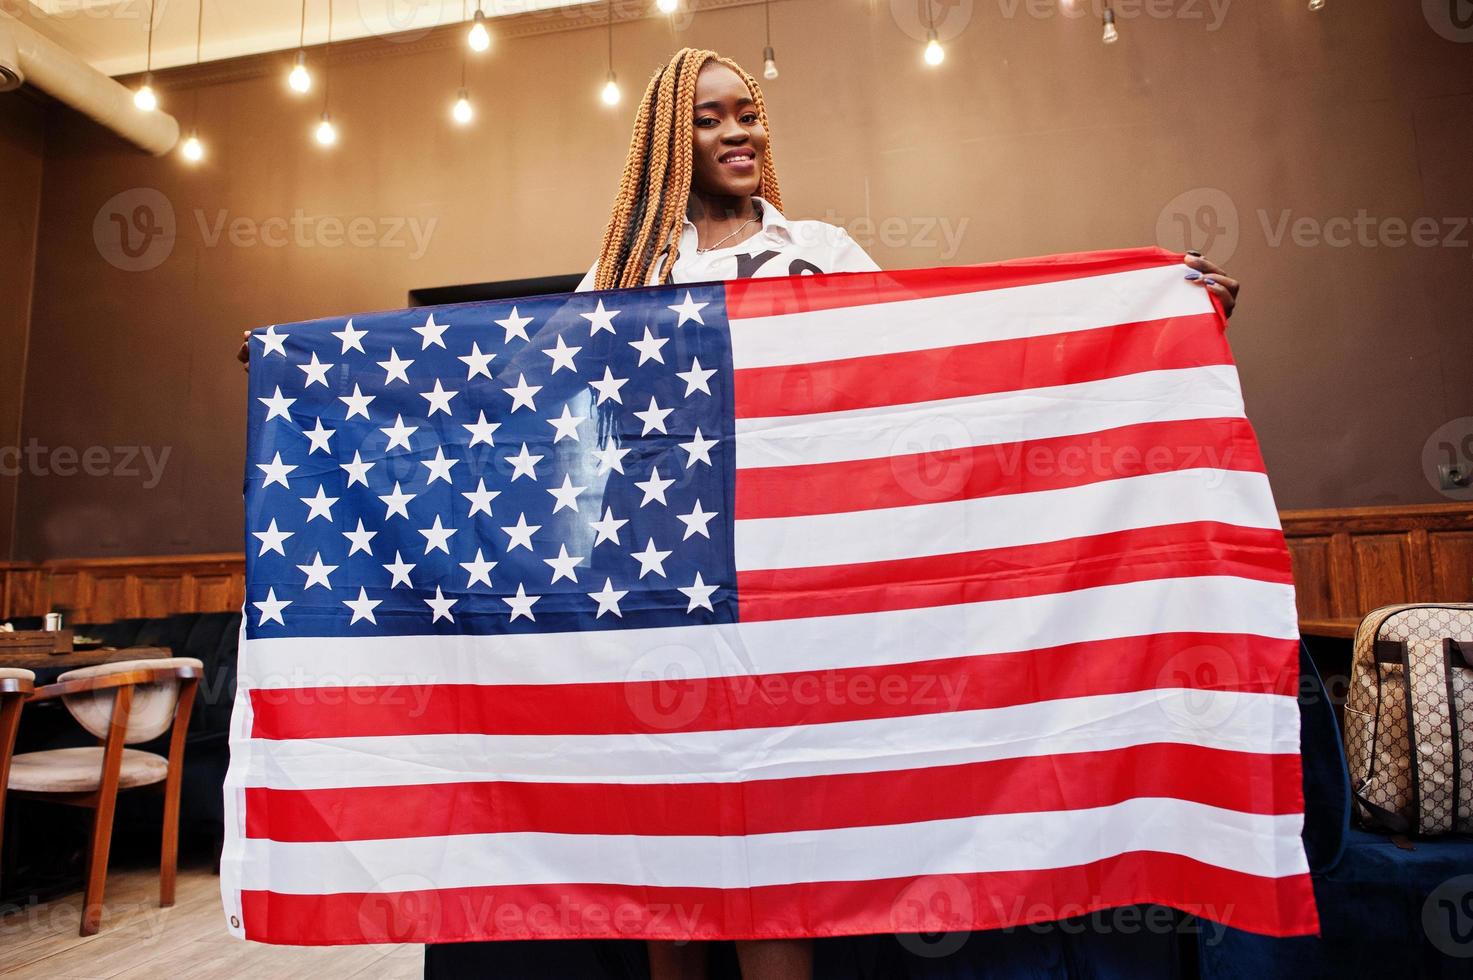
[690,62,767,201]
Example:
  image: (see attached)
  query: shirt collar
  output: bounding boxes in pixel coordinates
[681,195,790,245]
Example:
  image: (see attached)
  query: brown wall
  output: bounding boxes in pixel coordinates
[0,93,46,560]
[6,0,1473,559]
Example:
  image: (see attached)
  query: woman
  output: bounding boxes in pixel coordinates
[570,47,1241,980]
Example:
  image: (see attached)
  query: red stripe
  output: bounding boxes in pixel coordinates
[245,740,1302,842]
[239,852,1317,943]
[724,246,1191,321]
[248,627,1296,740]
[736,417,1263,520]
[733,313,1230,419]
[737,522,1292,622]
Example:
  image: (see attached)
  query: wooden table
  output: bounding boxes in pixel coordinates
[0,646,172,673]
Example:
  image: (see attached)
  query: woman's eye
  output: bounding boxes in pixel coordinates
[741,114,759,124]
[695,117,718,127]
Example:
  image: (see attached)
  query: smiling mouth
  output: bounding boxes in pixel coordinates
[719,151,756,165]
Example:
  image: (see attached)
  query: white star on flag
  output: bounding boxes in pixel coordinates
[634,467,675,507]
[591,442,631,475]
[421,447,458,484]
[677,499,718,540]
[257,452,296,488]
[303,418,335,455]
[378,481,416,519]
[252,518,293,556]
[425,585,458,623]
[543,544,582,584]
[679,428,717,468]
[341,451,374,487]
[668,291,708,327]
[589,507,627,547]
[380,415,418,452]
[629,326,668,365]
[496,306,533,343]
[462,478,500,517]
[259,386,296,422]
[332,318,367,354]
[378,348,414,385]
[300,484,339,522]
[547,474,586,513]
[588,366,629,405]
[420,379,458,416]
[419,515,457,554]
[463,410,500,447]
[460,549,497,588]
[631,538,672,579]
[343,587,382,625]
[501,513,541,552]
[339,384,375,419]
[543,335,582,374]
[590,578,629,618]
[508,443,543,482]
[383,551,416,588]
[677,357,717,396]
[254,324,288,356]
[679,572,718,612]
[634,396,673,435]
[297,552,338,590]
[504,583,539,622]
[342,519,378,556]
[458,342,496,380]
[547,405,586,443]
[413,312,449,349]
[298,352,334,387]
[504,373,542,413]
[580,298,620,335]
[253,588,291,626]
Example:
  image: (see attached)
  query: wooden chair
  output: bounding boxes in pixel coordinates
[0,667,35,897]
[6,658,201,935]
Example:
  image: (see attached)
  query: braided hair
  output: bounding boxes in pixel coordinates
[592,48,783,291]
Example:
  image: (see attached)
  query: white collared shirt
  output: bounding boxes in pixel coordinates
[575,196,879,291]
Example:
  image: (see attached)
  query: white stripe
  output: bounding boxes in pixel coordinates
[734,468,1280,571]
[232,796,1306,893]
[729,265,1212,370]
[236,575,1298,689]
[734,365,1246,469]
[233,688,1300,788]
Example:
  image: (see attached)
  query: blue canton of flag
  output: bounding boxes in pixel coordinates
[243,285,734,638]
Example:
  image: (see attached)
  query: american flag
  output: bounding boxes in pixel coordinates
[222,247,1318,945]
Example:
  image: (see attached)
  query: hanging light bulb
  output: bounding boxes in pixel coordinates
[452,87,474,124]
[468,9,491,51]
[288,50,312,93]
[656,0,678,12]
[315,111,337,146]
[923,29,944,66]
[601,70,621,106]
[181,128,204,162]
[1102,7,1119,43]
[762,44,779,80]
[134,74,158,111]
[1307,0,1325,9]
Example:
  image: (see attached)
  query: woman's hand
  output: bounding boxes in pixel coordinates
[237,330,251,371]
[1183,251,1240,319]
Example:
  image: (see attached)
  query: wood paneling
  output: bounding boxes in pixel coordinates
[1281,503,1473,637]
[0,555,244,624]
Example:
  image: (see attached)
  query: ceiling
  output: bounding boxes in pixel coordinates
[17,0,590,77]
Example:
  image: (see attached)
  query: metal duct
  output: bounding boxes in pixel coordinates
[0,12,178,155]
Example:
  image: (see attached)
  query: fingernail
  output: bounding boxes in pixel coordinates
[1186,250,1202,257]
[1184,271,1202,281]
[1202,277,1217,286]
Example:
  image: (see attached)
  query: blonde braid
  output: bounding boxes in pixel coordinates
[594,48,783,290]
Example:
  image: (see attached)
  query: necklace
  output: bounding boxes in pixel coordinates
[695,202,763,253]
